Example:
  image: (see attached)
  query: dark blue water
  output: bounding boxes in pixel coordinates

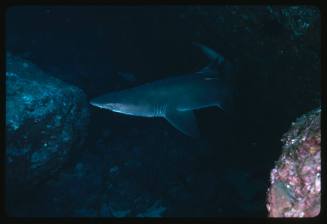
[5,5,320,217]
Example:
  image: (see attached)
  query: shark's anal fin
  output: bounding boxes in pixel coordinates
[164,109,199,137]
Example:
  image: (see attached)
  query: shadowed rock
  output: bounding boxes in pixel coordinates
[5,53,89,215]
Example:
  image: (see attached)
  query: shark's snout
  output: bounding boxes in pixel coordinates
[90,97,110,109]
[90,96,123,112]
[90,94,144,116]
[89,99,97,106]
[90,101,101,108]
[89,97,99,106]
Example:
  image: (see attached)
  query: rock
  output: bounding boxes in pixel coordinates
[110,208,131,218]
[5,53,90,208]
[266,107,321,217]
[137,200,167,217]
[7,150,104,217]
[180,6,320,113]
[267,6,320,39]
[181,5,320,42]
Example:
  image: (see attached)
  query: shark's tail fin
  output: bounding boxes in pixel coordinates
[193,42,236,113]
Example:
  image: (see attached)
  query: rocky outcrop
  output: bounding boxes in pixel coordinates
[180,6,320,113]
[266,108,321,217]
[5,53,89,211]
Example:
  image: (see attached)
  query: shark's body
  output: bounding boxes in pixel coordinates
[90,43,234,137]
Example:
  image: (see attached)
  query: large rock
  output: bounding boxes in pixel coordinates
[180,6,320,113]
[267,6,320,39]
[266,108,321,217]
[8,151,104,217]
[5,53,89,205]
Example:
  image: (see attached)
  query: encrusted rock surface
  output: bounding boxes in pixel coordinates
[267,107,321,217]
[5,53,89,212]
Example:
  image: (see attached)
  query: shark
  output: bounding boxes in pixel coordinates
[90,43,235,137]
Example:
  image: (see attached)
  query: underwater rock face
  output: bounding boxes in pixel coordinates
[182,5,319,41]
[181,6,320,112]
[5,53,89,203]
[266,108,321,217]
[267,6,319,39]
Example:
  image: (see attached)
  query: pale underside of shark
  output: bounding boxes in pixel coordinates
[90,43,234,137]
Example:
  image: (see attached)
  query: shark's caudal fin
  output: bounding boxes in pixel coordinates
[165,109,199,137]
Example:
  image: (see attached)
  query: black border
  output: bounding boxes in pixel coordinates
[0,1,325,223]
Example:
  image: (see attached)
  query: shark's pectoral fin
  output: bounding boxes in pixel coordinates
[164,109,199,137]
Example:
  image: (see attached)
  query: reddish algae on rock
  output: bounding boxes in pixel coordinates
[267,107,321,217]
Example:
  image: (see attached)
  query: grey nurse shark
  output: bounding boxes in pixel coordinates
[90,43,235,137]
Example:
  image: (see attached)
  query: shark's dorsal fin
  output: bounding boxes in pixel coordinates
[193,42,226,78]
[192,42,224,64]
[164,109,199,137]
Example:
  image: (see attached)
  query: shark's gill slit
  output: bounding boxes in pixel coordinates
[163,104,168,116]
[153,103,166,117]
[157,104,161,117]
[154,103,160,117]
[159,104,163,116]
